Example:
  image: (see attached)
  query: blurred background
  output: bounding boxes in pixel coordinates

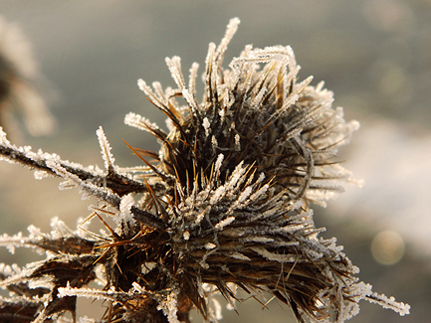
[1,0,430,322]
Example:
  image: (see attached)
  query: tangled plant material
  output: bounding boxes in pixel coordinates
[0,18,409,323]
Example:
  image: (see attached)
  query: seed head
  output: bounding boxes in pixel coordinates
[0,17,409,323]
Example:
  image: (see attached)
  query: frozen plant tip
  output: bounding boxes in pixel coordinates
[0,18,409,323]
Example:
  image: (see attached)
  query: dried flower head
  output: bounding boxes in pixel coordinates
[0,18,409,323]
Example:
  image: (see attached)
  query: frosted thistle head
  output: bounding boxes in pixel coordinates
[129,19,360,209]
[0,17,409,323]
[121,18,407,322]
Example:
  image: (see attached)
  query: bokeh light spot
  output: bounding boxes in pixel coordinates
[371,230,405,265]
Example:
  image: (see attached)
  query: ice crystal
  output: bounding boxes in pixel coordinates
[0,17,409,323]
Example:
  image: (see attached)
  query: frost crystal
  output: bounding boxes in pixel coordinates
[0,17,409,323]
[96,126,115,171]
[203,117,211,137]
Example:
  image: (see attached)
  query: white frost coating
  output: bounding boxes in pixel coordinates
[256,172,265,184]
[137,78,160,102]
[58,284,120,301]
[250,87,267,110]
[132,281,147,293]
[203,117,211,137]
[27,224,43,238]
[245,236,274,243]
[0,127,11,146]
[229,252,251,261]
[219,107,225,119]
[237,186,253,204]
[367,292,411,316]
[118,194,136,227]
[157,291,180,323]
[183,230,190,241]
[195,209,206,225]
[279,224,306,233]
[247,200,282,221]
[225,161,245,191]
[165,56,186,89]
[251,246,297,263]
[58,179,78,191]
[33,170,50,180]
[248,183,269,202]
[214,153,224,175]
[166,56,201,114]
[205,242,217,250]
[210,186,226,205]
[0,268,29,289]
[205,42,216,77]
[218,227,245,238]
[351,282,373,301]
[96,126,115,171]
[11,263,21,274]
[234,134,240,151]
[0,263,16,278]
[0,230,46,255]
[50,216,71,238]
[28,277,55,290]
[215,17,240,60]
[46,159,118,206]
[124,112,160,133]
[0,233,17,254]
[189,62,199,96]
[182,88,199,113]
[306,248,324,261]
[215,216,235,230]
